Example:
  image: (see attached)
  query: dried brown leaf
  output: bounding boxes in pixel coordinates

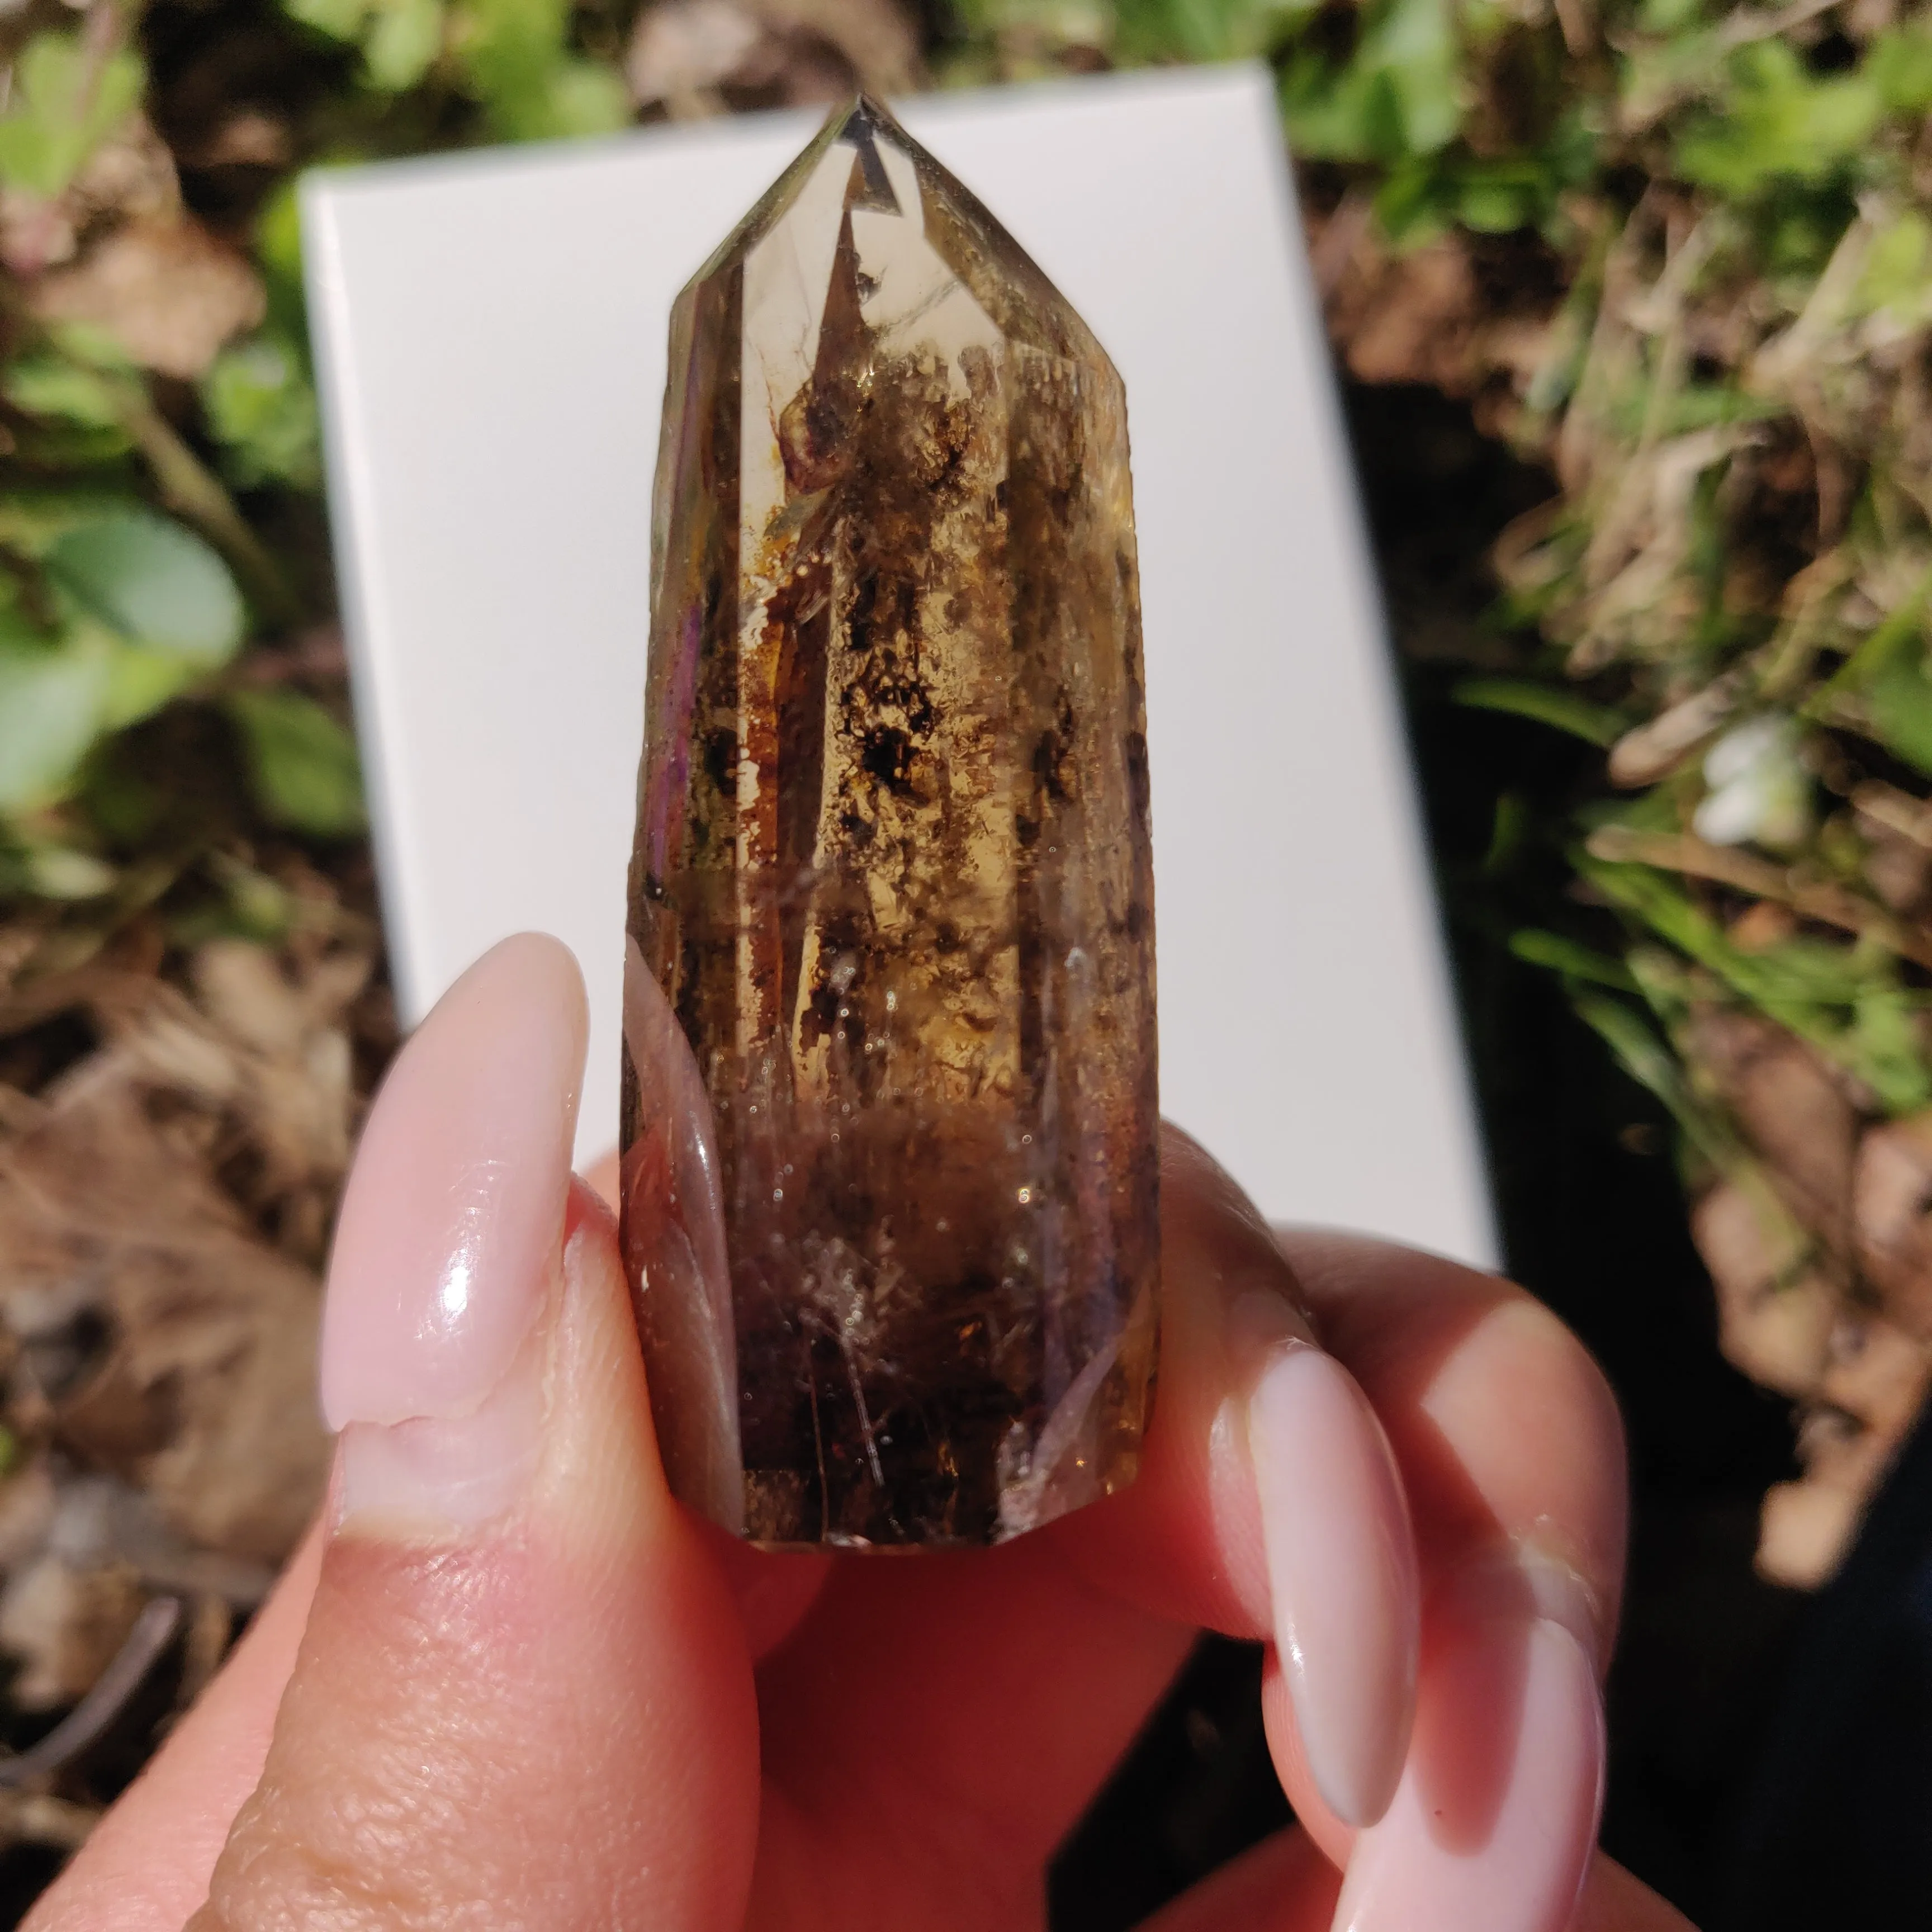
[1821,1309,1930,1442]
[30,217,265,381]
[0,1069,328,1566]
[65,114,182,233]
[627,0,766,108]
[0,1789,101,1852]
[184,112,293,172]
[1323,231,1486,392]
[1852,1110,1932,1336]
[1689,1011,1858,1257]
[0,1470,58,1574]
[1690,1180,1836,1396]
[1607,671,1743,787]
[0,1557,144,1713]
[747,0,923,94]
[627,0,921,111]
[1757,1476,1862,1589]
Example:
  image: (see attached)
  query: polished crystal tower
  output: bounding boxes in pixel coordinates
[621,97,1158,1547]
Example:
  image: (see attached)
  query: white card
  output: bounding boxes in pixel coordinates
[302,63,1498,1267]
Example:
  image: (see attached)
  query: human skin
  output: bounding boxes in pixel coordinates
[25,936,1696,1932]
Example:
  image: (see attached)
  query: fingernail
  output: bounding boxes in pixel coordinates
[1330,1554,1607,1932]
[1242,1291,1420,1828]
[321,934,588,1533]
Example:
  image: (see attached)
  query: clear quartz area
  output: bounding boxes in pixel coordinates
[622,96,1158,1547]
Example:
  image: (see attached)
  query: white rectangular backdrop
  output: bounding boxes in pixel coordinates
[303,63,1499,1268]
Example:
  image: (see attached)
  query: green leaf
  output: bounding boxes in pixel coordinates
[1582,856,1932,1112]
[1869,23,1932,115]
[222,864,295,940]
[226,689,367,836]
[0,33,145,200]
[45,320,141,375]
[201,335,323,489]
[3,354,124,431]
[1510,930,1641,991]
[1115,0,1298,62]
[101,640,203,731]
[527,59,633,139]
[1636,0,1707,33]
[1362,111,1594,246]
[0,635,110,811]
[1,354,133,467]
[1571,991,1735,1166]
[453,0,630,141]
[1855,210,1932,323]
[1813,572,1932,707]
[1848,984,1932,1115]
[1572,993,1680,1106]
[255,177,307,288]
[1618,27,1729,132]
[364,0,446,92]
[1282,0,1461,166]
[1674,41,1883,198]
[171,859,294,944]
[1453,678,1630,745]
[43,512,247,662]
[1456,176,1535,234]
[1863,654,1932,776]
[284,0,377,46]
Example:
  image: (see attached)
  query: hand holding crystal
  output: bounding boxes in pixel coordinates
[27,937,1692,1932]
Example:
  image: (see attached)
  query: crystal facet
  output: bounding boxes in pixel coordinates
[621,97,1158,1547]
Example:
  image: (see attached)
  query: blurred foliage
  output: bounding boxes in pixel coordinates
[943,0,1932,1576]
[282,0,632,138]
[4,0,1932,1585]
[0,0,1924,1145]
[0,0,1925,1136]
[969,0,1932,1178]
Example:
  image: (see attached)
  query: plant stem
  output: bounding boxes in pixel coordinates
[1586,825,1932,970]
[107,376,300,626]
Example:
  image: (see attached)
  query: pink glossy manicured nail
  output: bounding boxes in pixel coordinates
[1329,1569,1607,1932]
[320,935,587,1524]
[1244,1298,1420,1828]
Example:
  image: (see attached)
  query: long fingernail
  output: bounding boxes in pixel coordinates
[321,934,587,1533]
[1330,1553,1606,1932]
[1241,1291,1420,1828]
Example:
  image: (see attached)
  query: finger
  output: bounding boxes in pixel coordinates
[23,1525,322,1932]
[183,935,758,1931]
[1285,1233,1627,1649]
[41,1139,798,1932]
[1050,1129,1423,1825]
[584,1149,620,1209]
[1051,1155,1623,1928]
[751,1526,1196,1919]
[1572,1857,1697,1932]
[524,1145,836,1663]
[1271,1233,1626,1932]
[1138,1838,1689,1932]
[1133,1827,1341,1932]
[747,1126,1419,1916]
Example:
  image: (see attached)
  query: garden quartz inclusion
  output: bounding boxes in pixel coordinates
[621,97,1158,1547]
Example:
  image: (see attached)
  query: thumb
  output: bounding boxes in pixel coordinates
[189,935,759,1932]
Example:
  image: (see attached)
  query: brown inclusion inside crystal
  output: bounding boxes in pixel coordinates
[624,98,1158,1546]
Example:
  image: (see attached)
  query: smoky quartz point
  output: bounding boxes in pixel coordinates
[621,96,1158,1547]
